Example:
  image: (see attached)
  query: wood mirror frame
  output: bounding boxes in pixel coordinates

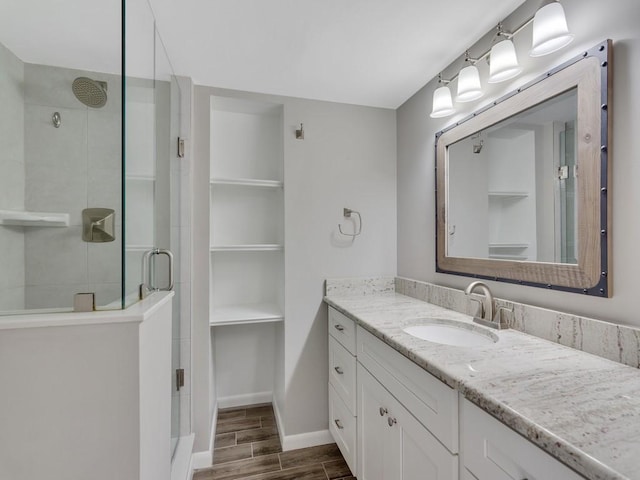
[435,40,612,296]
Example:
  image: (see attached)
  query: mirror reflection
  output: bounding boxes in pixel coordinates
[447,89,578,264]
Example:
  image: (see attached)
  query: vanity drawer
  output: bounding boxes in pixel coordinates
[329,382,357,475]
[461,398,584,480]
[357,326,459,453]
[329,307,356,354]
[329,335,357,414]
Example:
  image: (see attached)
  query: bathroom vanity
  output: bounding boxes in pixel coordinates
[325,281,640,480]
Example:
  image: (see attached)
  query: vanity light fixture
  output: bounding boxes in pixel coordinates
[456,52,484,102]
[430,74,456,118]
[530,1,574,56]
[488,24,522,83]
[428,1,573,117]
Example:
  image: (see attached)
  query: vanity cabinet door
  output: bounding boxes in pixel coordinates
[358,364,458,480]
[461,399,584,480]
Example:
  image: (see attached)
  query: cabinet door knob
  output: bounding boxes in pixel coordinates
[379,407,388,416]
[387,417,397,427]
[334,419,344,429]
[334,366,344,375]
[334,324,345,332]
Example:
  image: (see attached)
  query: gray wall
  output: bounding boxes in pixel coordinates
[397,0,640,326]
[0,41,25,310]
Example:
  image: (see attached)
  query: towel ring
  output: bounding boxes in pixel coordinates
[338,208,362,237]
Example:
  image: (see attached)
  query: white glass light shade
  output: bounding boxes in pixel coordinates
[488,39,522,83]
[456,65,484,102]
[430,85,455,118]
[530,2,574,57]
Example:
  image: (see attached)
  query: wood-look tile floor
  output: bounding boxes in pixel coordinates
[193,403,355,480]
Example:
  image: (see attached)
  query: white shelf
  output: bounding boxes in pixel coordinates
[210,303,284,326]
[488,243,529,249]
[0,210,69,227]
[210,177,283,188]
[126,245,154,252]
[488,191,529,199]
[126,175,155,182]
[489,254,528,260]
[210,244,283,252]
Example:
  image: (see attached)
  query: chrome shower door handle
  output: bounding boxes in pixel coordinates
[140,248,174,298]
[152,248,174,291]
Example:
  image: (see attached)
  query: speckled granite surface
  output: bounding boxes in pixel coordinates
[324,290,640,480]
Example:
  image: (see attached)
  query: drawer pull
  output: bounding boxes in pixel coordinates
[334,419,344,429]
[334,366,344,375]
[334,324,345,332]
[387,417,397,427]
[379,407,388,416]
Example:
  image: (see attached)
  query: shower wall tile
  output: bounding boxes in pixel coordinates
[88,167,122,225]
[0,286,25,312]
[88,110,121,171]
[0,227,25,289]
[87,225,122,284]
[89,282,122,308]
[0,41,25,208]
[25,226,88,286]
[0,160,26,211]
[25,105,87,172]
[25,283,89,310]
[25,164,87,227]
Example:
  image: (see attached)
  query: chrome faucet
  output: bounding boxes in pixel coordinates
[464,281,494,324]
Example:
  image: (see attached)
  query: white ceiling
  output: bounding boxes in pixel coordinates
[0,0,526,109]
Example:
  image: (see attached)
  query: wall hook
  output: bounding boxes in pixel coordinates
[338,208,362,237]
[296,123,304,140]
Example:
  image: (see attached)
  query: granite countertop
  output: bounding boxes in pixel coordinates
[324,292,640,480]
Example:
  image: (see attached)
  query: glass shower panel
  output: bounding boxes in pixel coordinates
[0,0,123,314]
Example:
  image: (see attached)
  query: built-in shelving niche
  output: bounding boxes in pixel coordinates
[209,95,284,408]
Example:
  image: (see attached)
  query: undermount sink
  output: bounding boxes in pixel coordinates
[403,320,498,347]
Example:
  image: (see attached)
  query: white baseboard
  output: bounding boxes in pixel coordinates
[190,405,217,471]
[217,391,273,409]
[171,434,194,480]
[272,396,333,451]
[281,429,334,451]
[191,451,212,471]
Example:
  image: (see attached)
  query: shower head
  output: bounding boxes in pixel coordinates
[72,77,107,108]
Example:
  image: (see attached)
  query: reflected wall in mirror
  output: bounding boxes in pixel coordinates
[436,40,611,296]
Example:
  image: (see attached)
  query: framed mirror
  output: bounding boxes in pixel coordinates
[436,40,611,296]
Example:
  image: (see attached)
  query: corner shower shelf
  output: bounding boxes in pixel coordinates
[210,303,284,326]
[210,177,283,188]
[0,210,69,227]
[210,244,284,252]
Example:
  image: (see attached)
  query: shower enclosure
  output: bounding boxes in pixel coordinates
[0,0,190,460]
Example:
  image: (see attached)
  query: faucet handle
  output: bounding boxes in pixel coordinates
[492,304,514,328]
[469,297,484,317]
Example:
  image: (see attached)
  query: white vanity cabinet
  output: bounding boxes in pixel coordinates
[327,305,585,480]
[358,364,458,480]
[461,399,584,480]
[328,308,358,474]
